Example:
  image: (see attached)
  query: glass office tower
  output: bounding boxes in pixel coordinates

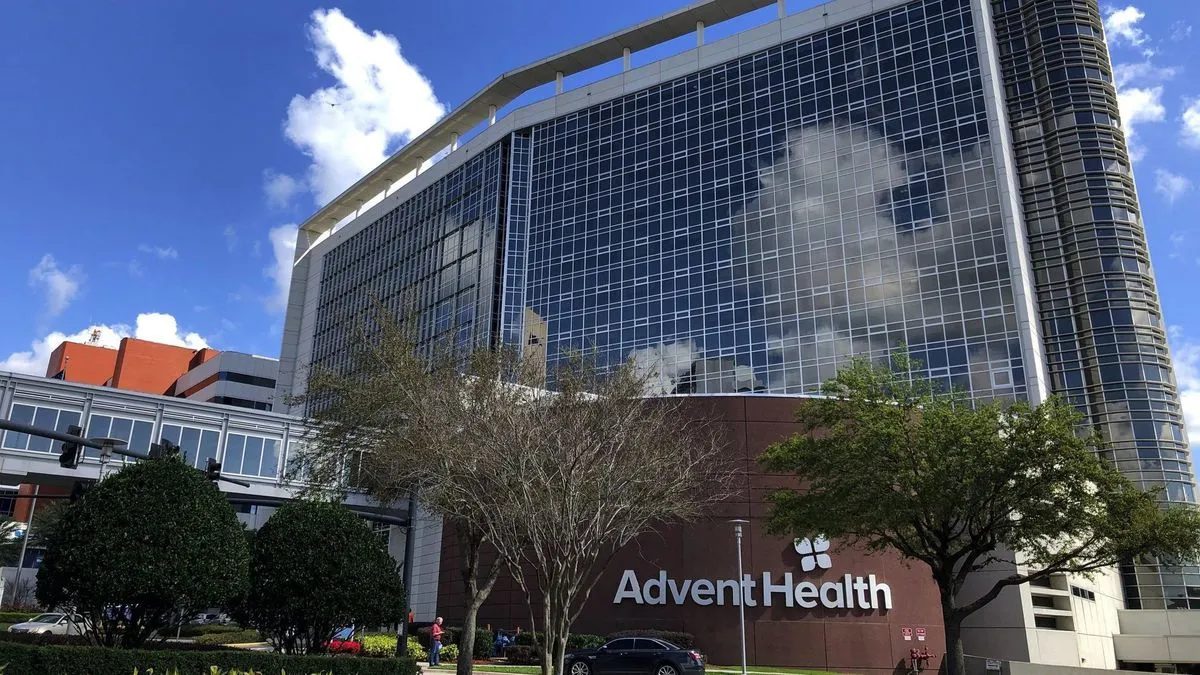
[285,0,1194,612]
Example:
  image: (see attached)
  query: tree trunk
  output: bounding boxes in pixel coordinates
[458,600,482,675]
[942,606,965,675]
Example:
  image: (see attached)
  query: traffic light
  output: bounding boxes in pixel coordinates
[149,439,181,460]
[205,457,221,481]
[69,480,94,503]
[59,425,83,469]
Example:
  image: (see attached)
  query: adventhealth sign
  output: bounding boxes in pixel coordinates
[612,537,894,611]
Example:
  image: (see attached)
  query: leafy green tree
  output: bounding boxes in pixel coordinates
[236,500,405,654]
[759,351,1200,675]
[36,456,249,647]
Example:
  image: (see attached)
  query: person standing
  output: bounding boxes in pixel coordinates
[430,616,445,666]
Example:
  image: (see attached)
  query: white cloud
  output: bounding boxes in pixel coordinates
[0,313,209,376]
[283,8,445,205]
[1182,100,1200,148]
[223,225,238,253]
[28,255,83,319]
[127,259,144,277]
[137,244,178,260]
[1169,333,1200,465]
[263,170,303,209]
[1114,61,1178,89]
[1105,6,1147,46]
[265,225,298,313]
[1117,86,1165,161]
[1171,21,1193,41]
[1155,169,1192,203]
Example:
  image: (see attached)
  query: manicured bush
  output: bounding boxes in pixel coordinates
[440,643,460,662]
[178,623,245,638]
[567,634,605,649]
[237,500,405,654]
[605,630,695,648]
[361,633,396,658]
[512,630,542,647]
[0,611,39,624]
[191,628,262,645]
[505,644,539,665]
[0,640,420,674]
[36,456,249,649]
[472,628,493,659]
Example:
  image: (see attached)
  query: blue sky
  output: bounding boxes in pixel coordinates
[0,1,1198,442]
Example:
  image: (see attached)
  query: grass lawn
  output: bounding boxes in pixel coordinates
[428,665,838,675]
[422,662,535,667]
[705,662,840,667]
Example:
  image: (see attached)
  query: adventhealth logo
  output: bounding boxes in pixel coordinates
[794,536,832,572]
[612,535,893,611]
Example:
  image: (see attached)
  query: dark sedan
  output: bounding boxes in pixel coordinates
[565,637,704,675]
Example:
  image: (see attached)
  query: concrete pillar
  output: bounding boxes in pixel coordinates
[777,0,786,18]
[555,71,564,94]
[415,156,424,175]
[488,105,496,126]
[451,132,459,151]
[696,20,705,47]
[623,47,631,72]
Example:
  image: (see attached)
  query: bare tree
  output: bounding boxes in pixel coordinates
[292,305,540,674]
[467,357,736,675]
[295,306,734,675]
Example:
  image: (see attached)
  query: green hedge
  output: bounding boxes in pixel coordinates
[0,641,420,674]
[191,629,262,645]
[0,612,39,624]
[177,624,245,638]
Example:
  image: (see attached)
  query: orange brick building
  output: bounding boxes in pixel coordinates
[46,339,219,396]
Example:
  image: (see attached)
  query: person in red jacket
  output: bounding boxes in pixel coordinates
[430,616,445,666]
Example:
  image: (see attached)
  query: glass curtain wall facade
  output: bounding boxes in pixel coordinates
[305,0,1194,608]
[512,0,1026,399]
[310,143,508,383]
[991,0,1197,609]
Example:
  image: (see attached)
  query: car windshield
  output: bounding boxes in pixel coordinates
[29,614,63,624]
[333,627,354,640]
[657,640,680,650]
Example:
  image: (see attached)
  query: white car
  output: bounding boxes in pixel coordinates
[8,613,84,635]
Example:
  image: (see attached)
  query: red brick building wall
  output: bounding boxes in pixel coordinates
[45,342,118,386]
[436,396,945,674]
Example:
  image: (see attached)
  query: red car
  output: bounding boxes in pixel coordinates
[326,627,362,654]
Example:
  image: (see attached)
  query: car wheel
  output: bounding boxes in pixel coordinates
[656,665,680,675]
[570,661,592,675]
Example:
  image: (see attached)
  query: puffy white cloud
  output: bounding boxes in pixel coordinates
[137,244,178,260]
[0,313,209,376]
[1155,169,1192,203]
[1168,333,1200,461]
[1117,86,1165,161]
[1104,6,1147,46]
[283,8,445,205]
[628,341,700,395]
[1113,61,1177,89]
[1181,99,1200,148]
[263,170,303,209]
[1171,21,1193,42]
[28,254,83,319]
[265,224,299,314]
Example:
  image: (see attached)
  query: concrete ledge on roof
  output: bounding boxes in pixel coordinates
[699,42,741,68]
[780,10,828,41]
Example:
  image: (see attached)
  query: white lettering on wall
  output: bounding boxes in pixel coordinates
[612,570,894,611]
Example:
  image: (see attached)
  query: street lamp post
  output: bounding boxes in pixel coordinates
[729,518,750,675]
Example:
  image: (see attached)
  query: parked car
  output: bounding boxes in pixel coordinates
[564,637,704,675]
[326,626,362,654]
[8,613,85,635]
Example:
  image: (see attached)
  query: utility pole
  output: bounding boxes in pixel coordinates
[12,485,39,609]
